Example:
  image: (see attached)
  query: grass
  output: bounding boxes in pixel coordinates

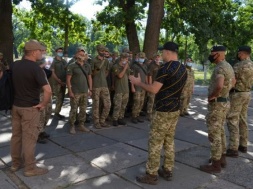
[194,70,211,86]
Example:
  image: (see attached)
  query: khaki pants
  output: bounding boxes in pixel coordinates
[11,105,40,171]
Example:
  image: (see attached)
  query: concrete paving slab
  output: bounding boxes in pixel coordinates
[126,138,197,154]
[0,160,5,169]
[200,178,245,189]
[0,170,18,189]
[117,162,215,189]
[70,174,141,189]
[16,154,106,189]
[51,133,117,153]
[0,145,11,165]
[218,157,253,188]
[78,143,147,173]
[0,130,11,148]
[128,121,151,131]
[95,126,149,143]
[44,119,70,138]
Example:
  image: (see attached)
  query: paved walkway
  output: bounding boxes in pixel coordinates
[0,85,253,189]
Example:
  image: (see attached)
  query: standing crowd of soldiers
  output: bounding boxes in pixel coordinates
[1,40,253,185]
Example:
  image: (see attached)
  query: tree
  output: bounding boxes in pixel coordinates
[0,0,13,63]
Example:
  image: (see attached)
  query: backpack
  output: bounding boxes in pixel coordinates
[0,70,14,112]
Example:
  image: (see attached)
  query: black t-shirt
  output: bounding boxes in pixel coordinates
[155,61,187,112]
[12,59,48,107]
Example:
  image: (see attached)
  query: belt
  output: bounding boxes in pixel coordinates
[209,97,229,103]
[230,89,249,93]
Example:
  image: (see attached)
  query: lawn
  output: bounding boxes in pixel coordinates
[194,70,211,85]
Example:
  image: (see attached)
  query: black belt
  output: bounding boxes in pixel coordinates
[230,89,249,93]
[209,97,229,103]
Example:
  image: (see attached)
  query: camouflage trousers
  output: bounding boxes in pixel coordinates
[69,93,88,127]
[132,90,145,118]
[146,110,180,175]
[54,84,66,114]
[206,102,230,160]
[112,93,129,120]
[38,94,52,133]
[92,87,111,124]
[227,92,251,150]
[147,92,155,115]
[180,90,193,114]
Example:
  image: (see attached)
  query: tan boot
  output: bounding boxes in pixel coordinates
[78,125,89,132]
[200,160,221,173]
[69,125,76,134]
[136,172,158,185]
[24,166,48,177]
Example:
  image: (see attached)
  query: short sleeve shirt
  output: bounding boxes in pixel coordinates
[12,59,49,107]
[50,58,67,82]
[148,61,160,82]
[208,60,235,98]
[131,63,148,92]
[233,59,253,92]
[154,61,187,112]
[66,62,91,93]
[91,56,110,88]
[112,63,130,94]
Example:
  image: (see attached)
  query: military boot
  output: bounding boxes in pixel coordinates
[220,154,227,168]
[69,125,76,134]
[200,160,221,173]
[78,125,89,132]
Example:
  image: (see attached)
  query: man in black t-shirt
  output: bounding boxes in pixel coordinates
[129,42,187,185]
[10,39,52,177]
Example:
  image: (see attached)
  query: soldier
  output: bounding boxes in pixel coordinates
[200,45,235,173]
[68,46,86,65]
[129,42,187,184]
[111,53,130,126]
[37,58,52,144]
[131,52,148,124]
[91,44,111,129]
[50,47,67,119]
[180,58,195,116]
[226,46,253,156]
[146,53,161,121]
[66,50,92,134]
[0,52,9,70]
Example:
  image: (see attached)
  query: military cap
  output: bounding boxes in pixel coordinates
[0,52,3,56]
[120,52,129,59]
[238,46,251,54]
[76,46,85,52]
[25,39,45,51]
[211,45,226,52]
[139,52,146,58]
[158,41,179,52]
[96,44,106,51]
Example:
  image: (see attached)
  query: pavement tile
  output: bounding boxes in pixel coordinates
[0,160,5,169]
[70,174,141,189]
[95,126,149,142]
[0,130,11,148]
[0,170,18,189]
[78,143,147,173]
[200,178,245,189]
[117,162,215,189]
[15,154,106,189]
[51,132,117,153]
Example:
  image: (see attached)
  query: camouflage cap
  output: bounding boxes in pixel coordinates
[76,46,85,52]
[0,52,3,56]
[120,52,129,59]
[96,44,106,51]
[138,52,146,58]
[55,46,64,51]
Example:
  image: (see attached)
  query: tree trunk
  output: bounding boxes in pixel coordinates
[0,0,14,63]
[143,0,165,59]
[125,22,140,55]
[64,23,69,54]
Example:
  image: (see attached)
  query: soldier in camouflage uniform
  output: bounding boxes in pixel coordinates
[111,53,130,126]
[129,42,187,185]
[180,58,195,116]
[50,47,67,119]
[66,50,92,134]
[146,53,161,121]
[131,52,148,124]
[91,45,111,129]
[226,46,253,156]
[200,45,235,174]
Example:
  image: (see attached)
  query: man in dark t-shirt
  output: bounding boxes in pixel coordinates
[11,39,52,177]
[129,42,187,185]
